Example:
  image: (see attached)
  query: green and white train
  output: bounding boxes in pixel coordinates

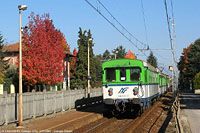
[102,59,169,114]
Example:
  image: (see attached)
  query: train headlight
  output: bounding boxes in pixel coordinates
[108,88,113,96]
[133,87,138,95]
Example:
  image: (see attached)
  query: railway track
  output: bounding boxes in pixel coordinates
[74,92,173,133]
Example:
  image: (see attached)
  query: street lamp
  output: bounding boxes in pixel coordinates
[18,4,27,126]
[88,38,92,98]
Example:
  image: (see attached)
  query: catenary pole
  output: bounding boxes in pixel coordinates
[87,38,92,98]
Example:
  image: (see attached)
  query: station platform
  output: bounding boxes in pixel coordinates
[0,104,104,132]
[180,89,200,133]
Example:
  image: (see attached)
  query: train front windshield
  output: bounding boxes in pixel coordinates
[105,67,141,82]
[106,68,116,82]
[130,68,141,81]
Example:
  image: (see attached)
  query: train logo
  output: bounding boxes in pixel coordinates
[118,87,129,94]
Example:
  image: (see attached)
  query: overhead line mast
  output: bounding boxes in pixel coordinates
[163,0,178,93]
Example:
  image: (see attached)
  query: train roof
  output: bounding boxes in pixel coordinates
[142,61,158,72]
[159,72,169,78]
[102,59,158,72]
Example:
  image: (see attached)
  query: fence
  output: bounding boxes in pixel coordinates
[0,88,102,126]
[172,92,183,133]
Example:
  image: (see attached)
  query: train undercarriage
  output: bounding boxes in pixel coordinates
[104,97,159,116]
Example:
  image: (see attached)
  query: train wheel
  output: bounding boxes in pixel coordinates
[138,105,144,116]
[111,109,119,117]
[147,101,151,108]
[145,103,148,110]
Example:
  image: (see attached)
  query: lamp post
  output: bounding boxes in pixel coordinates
[18,5,27,126]
[87,38,92,98]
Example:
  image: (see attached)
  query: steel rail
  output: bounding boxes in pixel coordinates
[84,117,117,133]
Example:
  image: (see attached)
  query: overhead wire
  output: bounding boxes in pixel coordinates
[85,0,172,73]
[84,0,148,57]
[140,0,149,48]
[140,0,171,70]
[97,0,147,48]
[170,0,175,20]
[163,0,173,50]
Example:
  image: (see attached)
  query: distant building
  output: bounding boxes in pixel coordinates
[2,42,19,66]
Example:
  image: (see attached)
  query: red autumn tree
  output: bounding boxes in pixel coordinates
[124,50,136,59]
[22,12,65,85]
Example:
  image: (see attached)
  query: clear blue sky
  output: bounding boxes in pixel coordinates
[0,0,200,75]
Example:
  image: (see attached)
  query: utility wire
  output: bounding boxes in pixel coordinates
[140,0,170,63]
[170,0,175,20]
[85,0,170,73]
[97,0,147,48]
[140,0,149,47]
[85,0,148,57]
[163,0,173,50]
[154,51,171,62]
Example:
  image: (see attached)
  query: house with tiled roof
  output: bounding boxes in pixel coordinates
[2,42,19,66]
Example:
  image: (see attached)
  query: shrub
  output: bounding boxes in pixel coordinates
[193,72,200,90]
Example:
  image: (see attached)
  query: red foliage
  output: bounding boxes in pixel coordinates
[22,12,65,85]
[61,36,70,52]
[181,43,192,72]
[124,50,136,59]
[69,48,78,77]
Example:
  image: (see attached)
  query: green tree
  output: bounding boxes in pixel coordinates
[147,51,157,68]
[178,38,200,90]
[112,45,126,59]
[186,39,200,80]
[94,55,103,87]
[103,50,111,60]
[0,33,6,84]
[0,33,18,92]
[70,28,97,89]
[193,72,200,90]
[178,44,192,89]
[4,66,19,92]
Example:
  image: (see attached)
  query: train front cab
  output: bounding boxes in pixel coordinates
[102,60,146,113]
[102,59,159,114]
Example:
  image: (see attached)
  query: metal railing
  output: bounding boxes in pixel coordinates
[172,92,183,133]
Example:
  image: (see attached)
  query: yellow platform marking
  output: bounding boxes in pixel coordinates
[43,113,94,130]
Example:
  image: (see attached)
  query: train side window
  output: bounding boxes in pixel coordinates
[145,70,148,83]
[130,68,141,81]
[120,68,126,81]
[105,68,116,82]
